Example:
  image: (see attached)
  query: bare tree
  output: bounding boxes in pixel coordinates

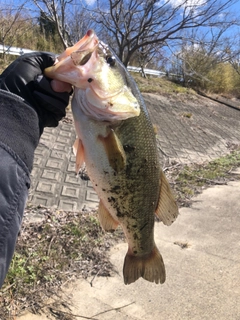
[86,0,239,66]
[169,23,240,86]
[68,4,97,44]
[133,44,165,77]
[0,1,31,60]
[32,0,74,48]
[32,0,97,49]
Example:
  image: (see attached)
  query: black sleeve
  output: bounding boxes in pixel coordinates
[0,90,40,172]
[0,143,30,288]
[0,75,67,288]
[0,89,39,288]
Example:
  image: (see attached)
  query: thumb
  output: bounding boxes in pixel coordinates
[51,80,72,93]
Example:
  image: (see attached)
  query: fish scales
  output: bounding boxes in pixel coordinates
[112,107,160,252]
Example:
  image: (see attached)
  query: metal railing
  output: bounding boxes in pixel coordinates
[127,66,166,77]
[0,44,35,56]
[0,44,171,77]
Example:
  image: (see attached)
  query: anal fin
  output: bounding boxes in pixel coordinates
[155,170,179,226]
[98,200,119,232]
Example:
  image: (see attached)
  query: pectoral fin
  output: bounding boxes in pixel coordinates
[73,138,85,173]
[155,170,179,226]
[98,129,126,173]
[98,200,119,232]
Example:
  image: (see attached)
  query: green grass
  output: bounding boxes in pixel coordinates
[170,150,240,205]
[179,151,240,183]
[181,112,193,118]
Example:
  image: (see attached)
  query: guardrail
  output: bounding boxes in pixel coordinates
[0,44,35,56]
[0,44,172,78]
[127,65,166,77]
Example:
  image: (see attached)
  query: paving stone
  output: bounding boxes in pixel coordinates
[40,132,55,141]
[31,195,54,207]
[59,130,72,137]
[64,173,81,185]
[56,135,72,144]
[61,185,80,198]
[41,169,61,181]
[86,189,99,202]
[45,158,65,170]
[50,150,67,160]
[67,162,76,172]
[36,181,56,194]
[53,143,68,151]
[33,156,49,167]
[58,199,78,211]
[34,146,49,156]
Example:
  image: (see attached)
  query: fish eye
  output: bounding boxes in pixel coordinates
[106,55,115,67]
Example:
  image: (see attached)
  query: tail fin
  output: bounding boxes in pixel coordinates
[123,244,166,285]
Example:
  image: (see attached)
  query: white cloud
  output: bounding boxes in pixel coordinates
[84,0,96,5]
[168,0,206,8]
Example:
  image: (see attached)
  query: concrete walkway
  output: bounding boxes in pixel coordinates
[62,180,240,320]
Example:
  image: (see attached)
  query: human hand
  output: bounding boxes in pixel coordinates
[0,52,72,128]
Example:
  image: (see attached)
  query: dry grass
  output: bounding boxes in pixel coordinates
[0,208,124,319]
[132,73,195,95]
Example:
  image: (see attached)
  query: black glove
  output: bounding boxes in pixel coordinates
[0,52,71,129]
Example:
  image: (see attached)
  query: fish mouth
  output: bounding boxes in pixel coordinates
[44,29,99,88]
[57,30,98,62]
[44,30,141,120]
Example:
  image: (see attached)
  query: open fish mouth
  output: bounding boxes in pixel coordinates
[44,30,140,120]
[44,29,99,88]
[57,29,99,63]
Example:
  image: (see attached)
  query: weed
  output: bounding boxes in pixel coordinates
[167,150,240,206]
[182,112,192,118]
[0,210,123,318]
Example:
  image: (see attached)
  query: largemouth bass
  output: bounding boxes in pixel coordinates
[45,30,179,285]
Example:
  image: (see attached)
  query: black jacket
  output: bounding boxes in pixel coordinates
[0,91,39,288]
[0,90,40,172]
[0,52,70,289]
